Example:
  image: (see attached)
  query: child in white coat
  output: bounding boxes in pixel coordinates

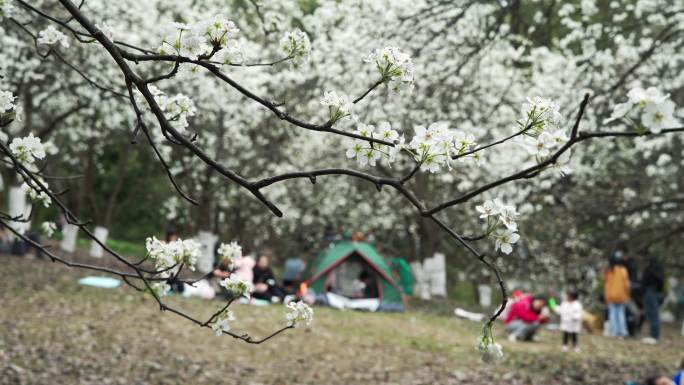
[554,289,583,352]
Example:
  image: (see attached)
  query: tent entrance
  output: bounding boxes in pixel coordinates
[322,253,383,300]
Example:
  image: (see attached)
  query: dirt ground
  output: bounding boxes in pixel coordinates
[1,256,682,384]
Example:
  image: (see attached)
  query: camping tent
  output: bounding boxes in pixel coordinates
[305,241,405,312]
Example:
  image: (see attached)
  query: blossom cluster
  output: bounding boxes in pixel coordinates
[158,16,241,62]
[0,90,14,113]
[285,301,314,327]
[476,199,520,254]
[10,133,46,163]
[518,97,568,158]
[37,25,70,49]
[320,90,353,124]
[344,120,480,172]
[145,236,201,279]
[477,323,503,364]
[41,221,57,237]
[21,179,51,207]
[280,29,311,67]
[0,89,16,128]
[217,241,242,270]
[219,275,252,298]
[135,85,196,132]
[211,309,236,336]
[365,46,414,92]
[345,122,401,167]
[606,87,679,133]
[409,123,477,173]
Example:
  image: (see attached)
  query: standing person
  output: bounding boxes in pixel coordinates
[505,294,549,342]
[553,289,583,352]
[604,255,630,337]
[642,256,665,344]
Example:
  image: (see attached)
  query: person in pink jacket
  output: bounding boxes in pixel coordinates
[505,294,549,341]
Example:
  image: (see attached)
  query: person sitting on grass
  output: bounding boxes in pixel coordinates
[505,293,549,342]
[252,254,285,302]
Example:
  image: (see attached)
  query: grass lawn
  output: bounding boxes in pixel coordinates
[1,256,682,384]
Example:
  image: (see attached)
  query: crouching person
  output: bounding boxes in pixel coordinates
[505,294,549,342]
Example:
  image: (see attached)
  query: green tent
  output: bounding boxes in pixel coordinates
[305,241,405,311]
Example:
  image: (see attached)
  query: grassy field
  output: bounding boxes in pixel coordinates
[1,256,682,385]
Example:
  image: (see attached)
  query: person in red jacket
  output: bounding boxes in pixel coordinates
[505,294,549,341]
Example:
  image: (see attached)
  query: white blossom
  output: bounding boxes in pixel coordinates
[145,236,201,277]
[134,86,196,132]
[606,87,679,132]
[285,301,314,327]
[219,274,252,298]
[41,221,57,237]
[642,100,677,133]
[494,229,520,255]
[476,200,499,219]
[217,241,242,269]
[10,133,46,164]
[37,26,70,49]
[365,46,414,92]
[320,90,353,123]
[280,29,310,67]
[477,340,503,363]
[521,96,563,131]
[21,180,51,207]
[0,90,15,113]
[150,282,171,297]
[211,309,235,336]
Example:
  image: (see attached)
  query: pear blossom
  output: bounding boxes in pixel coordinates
[10,133,46,164]
[211,309,235,336]
[158,17,239,60]
[37,26,70,49]
[145,236,201,277]
[498,205,519,231]
[345,122,401,167]
[217,241,242,269]
[134,86,196,132]
[365,46,414,92]
[526,131,555,157]
[195,16,239,47]
[477,324,503,363]
[408,123,453,173]
[21,181,51,207]
[215,40,246,65]
[642,100,677,133]
[494,229,520,255]
[476,200,499,219]
[478,341,503,363]
[280,29,310,67]
[606,87,679,133]
[219,275,252,298]
[320,90,353,123]
[41,221,57,237]
[0,90,15,113]
[521,96,562,131]
[179,33,209,60]
[285,301,314,327]
[377,121,399,142]
[150,281,171,297]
